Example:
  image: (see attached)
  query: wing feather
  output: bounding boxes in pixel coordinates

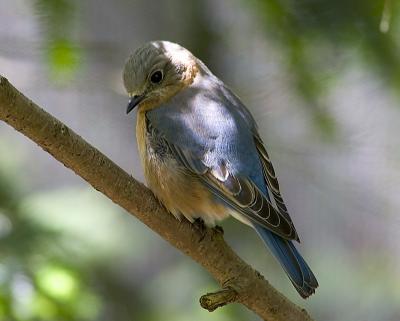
[254,135,295,226]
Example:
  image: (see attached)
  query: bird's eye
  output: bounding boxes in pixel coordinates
[150,70,163,84]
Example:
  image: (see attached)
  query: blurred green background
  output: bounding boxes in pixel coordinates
[1,0,400,320]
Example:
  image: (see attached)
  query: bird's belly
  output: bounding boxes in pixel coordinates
[142,144,229,227]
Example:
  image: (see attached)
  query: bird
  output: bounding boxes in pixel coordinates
[122,40,318,298]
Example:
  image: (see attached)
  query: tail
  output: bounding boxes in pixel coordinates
[254,225,318,298]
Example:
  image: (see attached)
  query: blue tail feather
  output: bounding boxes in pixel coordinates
[254,225,318,298]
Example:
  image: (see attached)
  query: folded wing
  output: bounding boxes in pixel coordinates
[153,119,299,241]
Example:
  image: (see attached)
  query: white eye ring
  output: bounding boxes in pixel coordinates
[150,70,163,84]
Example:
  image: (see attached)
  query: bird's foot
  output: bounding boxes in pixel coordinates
[193,218,208,242]
[213,225,224,235]
[193,217,206,230]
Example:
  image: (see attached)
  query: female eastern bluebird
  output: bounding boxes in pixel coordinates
[122,41,318,298]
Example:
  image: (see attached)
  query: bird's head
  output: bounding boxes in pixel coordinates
[123,41,199,114]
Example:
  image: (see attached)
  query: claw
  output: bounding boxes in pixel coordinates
[193,218,207,242]
[213,225,224,235]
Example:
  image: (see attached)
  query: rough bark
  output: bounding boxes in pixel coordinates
[0,76,314,321]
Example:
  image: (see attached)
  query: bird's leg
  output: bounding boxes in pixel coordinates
[193,217,206,230]
[193,217,208,242]
[213,225,224,235]
[193,219,224,241]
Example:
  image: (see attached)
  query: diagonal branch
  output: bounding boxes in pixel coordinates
[0,75,313,321]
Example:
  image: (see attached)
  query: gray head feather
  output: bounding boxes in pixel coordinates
[123,41,197,97]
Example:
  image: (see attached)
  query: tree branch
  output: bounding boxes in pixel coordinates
[0,76,313,321]
[200,287,238,311]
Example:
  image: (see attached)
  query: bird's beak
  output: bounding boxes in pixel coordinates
[126,94,145,114]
